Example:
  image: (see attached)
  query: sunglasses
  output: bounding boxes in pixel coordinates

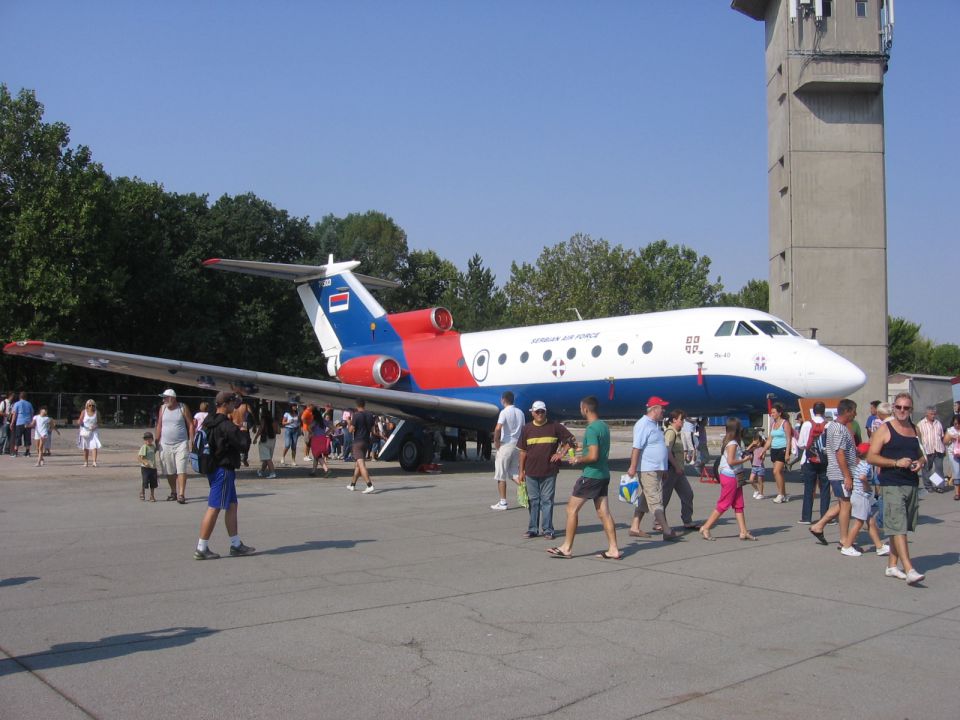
[532,409,546,414]
[894,405,912,411]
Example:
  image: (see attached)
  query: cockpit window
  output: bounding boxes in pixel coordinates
[735,322,758,336]
[775,321,802,337]
[715,320,735,337]
[752,320,788,337]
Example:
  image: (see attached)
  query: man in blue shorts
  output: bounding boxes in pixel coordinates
[546,396,621,560]
[194,391,255,560]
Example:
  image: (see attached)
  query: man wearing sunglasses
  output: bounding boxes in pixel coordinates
[866,393,926,585]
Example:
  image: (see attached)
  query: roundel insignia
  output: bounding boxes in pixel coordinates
[552,359,566,378]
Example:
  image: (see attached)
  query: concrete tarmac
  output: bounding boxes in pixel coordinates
[1,428,958,720]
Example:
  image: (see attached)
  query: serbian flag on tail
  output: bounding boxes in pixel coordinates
[328,292,350,313]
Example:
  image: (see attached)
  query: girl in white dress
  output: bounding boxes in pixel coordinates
[31,407,58,466]
[78,399,102,467]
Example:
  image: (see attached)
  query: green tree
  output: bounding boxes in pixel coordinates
[504,234,721,326]
[441,254,508,332]
[0,85,117,389]
[927,343,960,377]
[311,210,409,281]
[717,279,769,312]
[387,249,460,312]
[887,316,923,374]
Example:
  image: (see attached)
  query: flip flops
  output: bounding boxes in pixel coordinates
[595,551,623,560]
[809,528,828,545]
[547,547,573,559]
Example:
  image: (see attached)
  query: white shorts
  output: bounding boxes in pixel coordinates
[494,442,520,482]
[257,437,276,462]
[158,440,190,476]
[851,491,877,522]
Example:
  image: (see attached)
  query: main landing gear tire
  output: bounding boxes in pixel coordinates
[398,437,424,472]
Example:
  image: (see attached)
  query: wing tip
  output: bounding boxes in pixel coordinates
[3,340,44,354]
[202,258,221,267]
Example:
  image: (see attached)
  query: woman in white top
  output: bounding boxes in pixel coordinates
[945,414,960,501]
[77,399,102,467]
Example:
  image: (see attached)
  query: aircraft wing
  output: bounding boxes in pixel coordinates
[3,341,499,427]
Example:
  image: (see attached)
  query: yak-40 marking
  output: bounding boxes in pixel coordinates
[4,257,866,470]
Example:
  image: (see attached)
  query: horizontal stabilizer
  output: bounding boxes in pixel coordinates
[202,258,399,290]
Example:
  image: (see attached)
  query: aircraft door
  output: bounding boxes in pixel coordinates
[471,349,490,383]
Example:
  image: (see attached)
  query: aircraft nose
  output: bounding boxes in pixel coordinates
[805,347,867,397]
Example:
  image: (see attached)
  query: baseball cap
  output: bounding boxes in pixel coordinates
[215,390,237,406]
[647,396,669,408]
[160,389,177,398]
[857,442,870,454]
[530,400,547,412]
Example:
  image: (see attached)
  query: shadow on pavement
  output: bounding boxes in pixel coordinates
[0,576,39,588]
[0,626,216,677]
[371,485,436,494]
[911,552,959,573]
[260,539,376,556]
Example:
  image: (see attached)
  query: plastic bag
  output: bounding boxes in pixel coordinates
[517,481,529,508]
[618,474,640,505]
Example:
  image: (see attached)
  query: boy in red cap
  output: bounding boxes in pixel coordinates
[843,441,888,557]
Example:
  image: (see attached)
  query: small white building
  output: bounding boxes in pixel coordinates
[887,374,955,421]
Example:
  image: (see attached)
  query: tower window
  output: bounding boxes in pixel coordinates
[856,1,867,18]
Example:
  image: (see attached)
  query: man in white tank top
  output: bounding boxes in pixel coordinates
[155,389,194,504]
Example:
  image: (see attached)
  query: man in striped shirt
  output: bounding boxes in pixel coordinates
[917,407,945,493]
[517,401,575,539]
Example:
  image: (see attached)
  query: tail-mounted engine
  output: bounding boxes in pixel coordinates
[337,354,405,388]
[385,307,454,337]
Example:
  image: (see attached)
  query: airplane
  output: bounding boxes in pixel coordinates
[3,256,866,470]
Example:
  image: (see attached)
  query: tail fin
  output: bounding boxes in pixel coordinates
[203,257,401,373]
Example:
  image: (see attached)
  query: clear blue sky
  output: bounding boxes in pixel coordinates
[2,1,956,345]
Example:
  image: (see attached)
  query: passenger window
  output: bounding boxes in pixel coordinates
[617,343,628,356]
[520,351,529,363]
[591,346,601,358]
[567,348,576,360]
[543,349,552,361]
[735,322,758,336]
[498,353,507,364]
[642,341,653,354]
[715,321,735,337]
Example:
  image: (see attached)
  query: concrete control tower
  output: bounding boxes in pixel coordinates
[731,0,895,411]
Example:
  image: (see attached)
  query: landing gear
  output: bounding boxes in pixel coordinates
[399,436,424,472]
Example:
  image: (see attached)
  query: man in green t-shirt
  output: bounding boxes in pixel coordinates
[547,396,622,560]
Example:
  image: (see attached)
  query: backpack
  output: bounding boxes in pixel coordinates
[190,425,217,474]
[805,420,827,466]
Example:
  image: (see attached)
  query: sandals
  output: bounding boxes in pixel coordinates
[547,547,573,559]
[739,533,759,541]
[177,495,186,504]
[628,529,651,538]
[166,493,177,502]
[699,529,716,541]
[139,492,145,502]
[595,551,623,560]
[809,528,828,545]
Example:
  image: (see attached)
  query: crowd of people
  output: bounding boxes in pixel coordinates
[2,387,957,577]
[487,391,958,584]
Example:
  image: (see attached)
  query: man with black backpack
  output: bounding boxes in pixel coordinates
[194,391,255,560]
[798,401,831,524]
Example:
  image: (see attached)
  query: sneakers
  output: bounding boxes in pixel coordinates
[753,492,765,500]
[362,485,375,494]
[193,547,220,560]
[885,567,907,579]
[229,542,256,557]
[905,568,925,585]
[840,545,862,557]
[773,495,785,503]
[876,544,890,556]
[797,520,812,525]
[490,500,508,510]
[266,473,277,479]
[347,484,356,491]
[256,471,264,478]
